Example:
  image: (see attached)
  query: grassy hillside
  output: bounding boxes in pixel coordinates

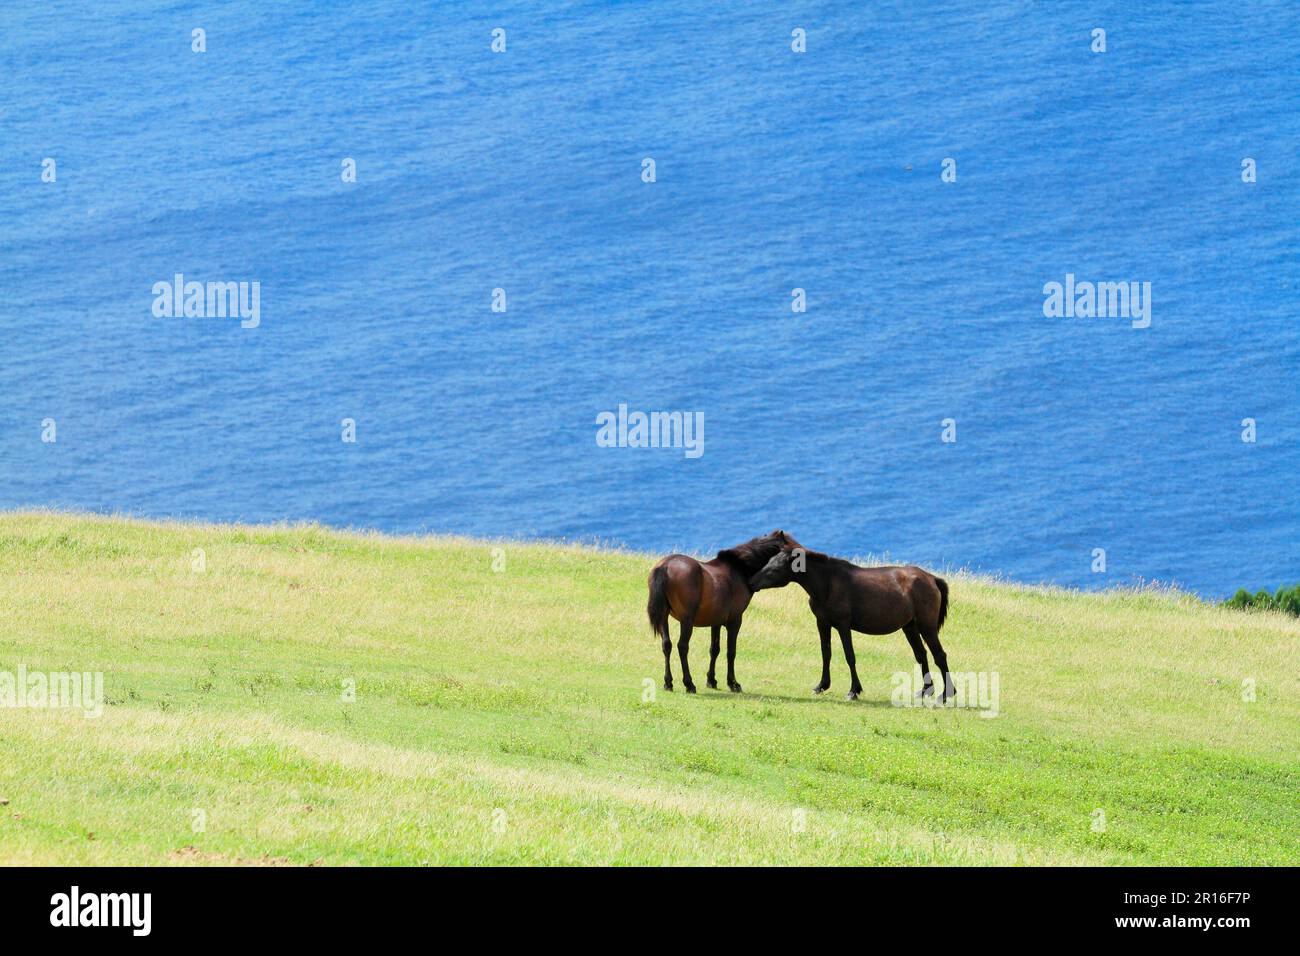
[0,512,1295,865]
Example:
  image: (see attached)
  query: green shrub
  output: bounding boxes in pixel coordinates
[1275,584,1300,616]
[1223,583,1300,617]
[1224,588,1253,610]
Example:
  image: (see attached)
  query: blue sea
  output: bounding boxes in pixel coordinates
[2,2,1296,597]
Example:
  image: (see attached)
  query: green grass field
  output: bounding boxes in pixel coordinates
[0,511,1295,865]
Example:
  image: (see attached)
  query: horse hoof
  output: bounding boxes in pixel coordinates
[706,679,718,690]
[812,685,827,695]
[915,686,934,699]
[728,683,743,694]
[664,683,673,692]
[684,684,696,694]
[846,691,860,701]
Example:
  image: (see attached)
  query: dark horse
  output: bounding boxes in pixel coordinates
[647,530,801,693]
[749,549,955,702]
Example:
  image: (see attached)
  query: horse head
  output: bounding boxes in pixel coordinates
[748,548,801,591]
[717,529,803,577]
[770,528,803,551]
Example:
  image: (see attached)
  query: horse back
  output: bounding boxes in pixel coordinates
[652,554,747,626]
[842,564,940,634]
[693,555,752,625]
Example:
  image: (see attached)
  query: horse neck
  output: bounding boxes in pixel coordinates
[791,561,830,601]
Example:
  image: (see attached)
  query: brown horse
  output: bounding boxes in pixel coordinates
[749,548,954,702]
[647,530,801,693]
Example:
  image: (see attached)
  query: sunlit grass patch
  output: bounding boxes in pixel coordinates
[0,511,1295,865]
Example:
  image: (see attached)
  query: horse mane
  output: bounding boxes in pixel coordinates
[715,534,788,575]
[802,549,859,571]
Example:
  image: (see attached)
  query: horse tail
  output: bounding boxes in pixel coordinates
[647,563,671,640]
[935,576,949,632]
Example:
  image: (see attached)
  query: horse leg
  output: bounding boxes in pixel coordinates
[837,627,863,700]
[903,623,934,699]
[706,625,721,689]
[725,618,743,693]
[677,618,696,693]
[919,626,956,702]
[661,621,674,691]
[812,618,832,693]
